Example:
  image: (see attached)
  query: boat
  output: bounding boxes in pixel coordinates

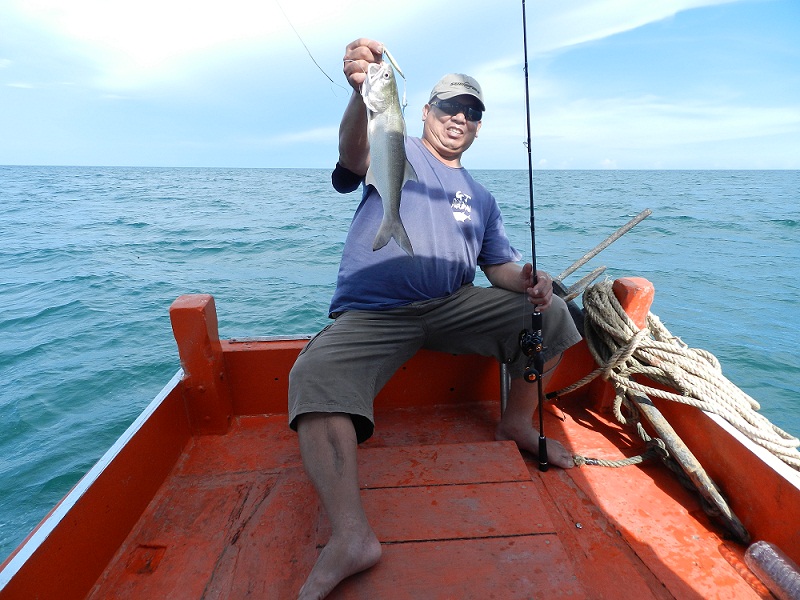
[1,276,798,599]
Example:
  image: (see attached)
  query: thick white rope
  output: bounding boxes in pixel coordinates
[560,280,800,471]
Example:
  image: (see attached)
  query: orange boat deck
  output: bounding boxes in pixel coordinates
[85,398,765,599]
[3,289,797,599]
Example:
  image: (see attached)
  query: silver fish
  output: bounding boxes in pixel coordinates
[361,51,417,257]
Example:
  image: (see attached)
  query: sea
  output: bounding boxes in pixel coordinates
[1,167,798,563]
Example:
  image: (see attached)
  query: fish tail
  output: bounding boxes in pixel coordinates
[373,216,414,257]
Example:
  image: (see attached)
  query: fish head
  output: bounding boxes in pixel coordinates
[361,61,399,114]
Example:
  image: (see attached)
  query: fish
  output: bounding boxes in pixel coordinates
[361,50,417,257]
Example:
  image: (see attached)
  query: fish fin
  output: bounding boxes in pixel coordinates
[364,166,376,188]
[403,159,418,185]
[373,216,414,257]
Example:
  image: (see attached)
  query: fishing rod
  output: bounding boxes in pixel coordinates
[518,0,548,472]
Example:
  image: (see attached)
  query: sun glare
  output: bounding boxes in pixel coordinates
[11,0,353,88]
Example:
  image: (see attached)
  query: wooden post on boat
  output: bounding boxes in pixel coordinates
[169,294,232,435]
[610,277,655,328]
[586,278,655,413]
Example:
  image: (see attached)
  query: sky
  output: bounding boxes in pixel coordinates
[0,0,798,169]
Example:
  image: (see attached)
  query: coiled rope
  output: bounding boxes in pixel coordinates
[561,280,800,472]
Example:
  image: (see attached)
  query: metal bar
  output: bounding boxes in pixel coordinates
[500,363,510,414]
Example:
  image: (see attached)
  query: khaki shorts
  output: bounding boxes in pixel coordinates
[288,284,582,443]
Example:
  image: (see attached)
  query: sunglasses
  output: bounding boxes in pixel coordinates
[430,99,483,122]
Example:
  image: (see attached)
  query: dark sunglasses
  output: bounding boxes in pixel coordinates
[430,99,483,122]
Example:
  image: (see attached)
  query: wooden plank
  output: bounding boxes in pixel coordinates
[329,536,587,599]
[356,442,557,543]
[174,415,302,477]
[363,482,556,543]
[358,441,530,489]
[87,468,319,599]
[369,400,500,448]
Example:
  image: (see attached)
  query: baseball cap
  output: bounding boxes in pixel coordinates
[429,74,485,111]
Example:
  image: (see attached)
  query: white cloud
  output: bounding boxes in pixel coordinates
[4,0,362,88]
[599,158,618,169]
[3,0,437,91]
[18,0,282,54]
[468,86,800,169]
[5,0,740,91]
[530,0,742,54]
[537,96,800,147]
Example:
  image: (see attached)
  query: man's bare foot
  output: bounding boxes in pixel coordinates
[298,527,382,600]
[496,421,575,469]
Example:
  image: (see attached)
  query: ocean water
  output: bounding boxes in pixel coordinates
[1,167,798,562]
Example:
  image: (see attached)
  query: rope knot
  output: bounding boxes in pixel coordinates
[566,279,800,473]
[646,437,669,459]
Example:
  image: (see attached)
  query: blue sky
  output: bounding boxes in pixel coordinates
[1,0,797,169]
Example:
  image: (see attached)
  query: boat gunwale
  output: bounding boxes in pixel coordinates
[227,335,312,343]
[0,369,185,590]
[701,408,800,487]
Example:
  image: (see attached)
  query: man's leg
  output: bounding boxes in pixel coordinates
[296,412,382,600]
[495,355,574,469]
[420,287,580,468]
[289,310,427,598]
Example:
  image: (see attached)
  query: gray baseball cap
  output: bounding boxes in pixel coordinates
[429,73,485,111]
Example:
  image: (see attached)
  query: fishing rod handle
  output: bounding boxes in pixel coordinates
[538,435,549,472]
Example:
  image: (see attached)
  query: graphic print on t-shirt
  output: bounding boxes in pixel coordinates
[451,191,472,222]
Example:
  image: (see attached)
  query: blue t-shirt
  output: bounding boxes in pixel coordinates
[329,137,521,315]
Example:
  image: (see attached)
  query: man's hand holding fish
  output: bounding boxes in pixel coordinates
[342,38,384,90]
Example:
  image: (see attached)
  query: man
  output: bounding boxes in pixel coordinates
[288,38,582,600]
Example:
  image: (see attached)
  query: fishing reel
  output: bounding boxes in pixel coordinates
[519,310,544,383]
[519,309,550,473]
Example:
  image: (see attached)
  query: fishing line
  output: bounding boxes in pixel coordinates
[274,0,348,91]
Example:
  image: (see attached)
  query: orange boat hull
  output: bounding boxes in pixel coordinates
[2,281,797,599]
